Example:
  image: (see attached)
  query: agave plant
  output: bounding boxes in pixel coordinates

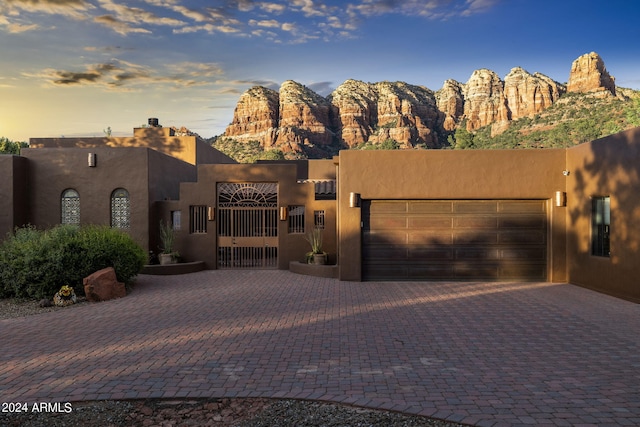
[304,227,324,254]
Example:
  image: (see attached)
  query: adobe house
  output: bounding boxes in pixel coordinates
[1,121,639,303]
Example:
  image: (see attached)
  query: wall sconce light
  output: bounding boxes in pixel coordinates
[207,206,215,221]
[349,192,361,208]
[555,191,567,207]
[88,153,96,167]
[562,170,570,176]
[279,206,288,221]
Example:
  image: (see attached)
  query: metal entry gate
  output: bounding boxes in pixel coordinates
[217,183,278,269]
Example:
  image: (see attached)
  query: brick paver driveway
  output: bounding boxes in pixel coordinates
[1,270,639,426]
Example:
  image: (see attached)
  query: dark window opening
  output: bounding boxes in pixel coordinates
[591,196,610,257]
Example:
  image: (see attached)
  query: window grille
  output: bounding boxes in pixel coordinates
[61,189,80,225]
[313,210,325,229]
[111,188,130,229]
[591,196,610,257]
[190,205,207,234]
[288,205,305,233]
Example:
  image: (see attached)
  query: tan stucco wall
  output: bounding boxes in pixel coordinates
[21,147,196,252]
[566,128,640,302]
[30,128,235,166]
[256,159,337,180]
[308,159,337,179]
[337,149,568,282]
[158,163,336,269]
[0,155,29,237]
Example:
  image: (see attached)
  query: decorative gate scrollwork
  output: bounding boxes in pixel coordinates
[217,183,278,268]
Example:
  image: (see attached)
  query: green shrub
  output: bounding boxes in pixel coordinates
[79,225,147,286]
[0,225,146,300]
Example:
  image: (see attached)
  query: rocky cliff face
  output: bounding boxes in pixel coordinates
[223,52,617,156]
[329,79,378,148]
[504,67,565,120]
[435,79,464,131]
[567,52,616,96]
[462,69,510,132]
[328,80,440,149]
[274,80,335,155]
[225,86,279,147]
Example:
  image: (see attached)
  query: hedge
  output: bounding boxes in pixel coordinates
[0,225,146,300]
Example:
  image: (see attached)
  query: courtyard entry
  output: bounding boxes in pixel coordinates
[362,199,548,281]
[217,183,278,269]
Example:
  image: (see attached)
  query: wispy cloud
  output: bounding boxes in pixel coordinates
[94,0,185,34]
[351,0,498,18]
[1,0,499,38]
[0,0,92,33]
[93,14,152,35]
[26,59,226,91]
[0,15,39,33]
[1,0,93,19]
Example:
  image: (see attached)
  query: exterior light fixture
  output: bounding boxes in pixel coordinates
[279,206,288,221]
[207,206,215,221]
[555,191,567,207]
[562,170,570,176]
[88,153,96,167]
[349,192,361,208]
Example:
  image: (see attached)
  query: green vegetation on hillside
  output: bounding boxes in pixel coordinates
[356,139,401,150]
[214,89,640,160]
[450,91,640,150]
[211,137,286,163]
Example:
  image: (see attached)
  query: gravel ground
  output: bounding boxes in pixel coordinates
[1,299,468,427]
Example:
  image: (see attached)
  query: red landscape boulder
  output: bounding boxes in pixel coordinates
[83,267,126,302]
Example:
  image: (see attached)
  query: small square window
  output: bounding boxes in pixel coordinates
[314,210,325,229]
[171,210,181,231]
[591,196,610,257]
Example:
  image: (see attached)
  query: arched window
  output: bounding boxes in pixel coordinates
[61,189,80,225]
[111,188,130,229]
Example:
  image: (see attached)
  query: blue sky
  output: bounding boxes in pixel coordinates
[1,0,639,141]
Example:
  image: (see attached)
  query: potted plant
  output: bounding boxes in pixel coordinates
[158,220,178,265]
[304,227,327,265]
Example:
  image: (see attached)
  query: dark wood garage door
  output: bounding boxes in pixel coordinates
[362,200,547,281]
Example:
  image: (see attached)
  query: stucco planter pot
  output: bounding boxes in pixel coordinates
[312,253,327,265]
[159,253,176,265]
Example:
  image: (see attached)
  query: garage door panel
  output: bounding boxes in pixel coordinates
[408,201,453,214]
[364,231,407,245]
[499,248,546,261]
[408,231,453,245]
[408,247,454,260]
[455,248,500,260]
[498,216,546,229]
[369,216,407,229]
[454,201,498,213]
[454,263,499,279]
[408,217,452,229]
[454,231,499,245]
[370,201,408,213]
[454,217,498,229]
[408,265,455,279]
[363,199,548,281]
[363,246,408,260]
